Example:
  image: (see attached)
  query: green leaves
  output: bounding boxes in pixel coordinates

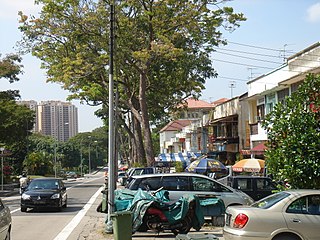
[263,74,320,189]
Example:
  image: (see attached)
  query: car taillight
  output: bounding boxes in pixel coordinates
[233,213,248,228]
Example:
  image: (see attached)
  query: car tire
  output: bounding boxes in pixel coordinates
[21,207,27,212]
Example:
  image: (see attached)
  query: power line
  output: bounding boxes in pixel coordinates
[216,47,283,59]
[227,41,296,53]
[214,50,283,65]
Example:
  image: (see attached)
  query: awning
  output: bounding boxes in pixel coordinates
[157,152,201,162]
[251,143,267,155]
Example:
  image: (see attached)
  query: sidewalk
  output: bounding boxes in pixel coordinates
[80,191,224,240]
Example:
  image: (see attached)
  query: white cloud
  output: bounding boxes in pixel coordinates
[307,2,320,23]
[0,0,41,21]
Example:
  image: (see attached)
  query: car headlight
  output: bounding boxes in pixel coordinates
[51,193,60,199]
[21,193,31,200]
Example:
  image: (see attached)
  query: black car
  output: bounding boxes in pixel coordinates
[218,175,278,201]
[21,178,67,212]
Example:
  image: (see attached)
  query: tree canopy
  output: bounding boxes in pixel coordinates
[263,73,320,189]
[17,0,246,166]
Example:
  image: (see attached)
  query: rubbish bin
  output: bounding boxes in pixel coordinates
[110,211,132,240]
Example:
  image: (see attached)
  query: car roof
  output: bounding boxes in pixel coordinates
[231,176,272,179]
[31,177,62,181]
[282,189,320,195]
[130,172,213,179]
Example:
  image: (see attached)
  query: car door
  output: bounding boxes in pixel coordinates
[255,178,278,200]
[189,176,239,207]
[284,194,320,240]
[0,199,10,239]
[159,176,189,201]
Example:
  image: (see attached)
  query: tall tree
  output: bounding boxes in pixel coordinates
[262,74,320,189]
[18,0,246,166]
[0,53,34,173]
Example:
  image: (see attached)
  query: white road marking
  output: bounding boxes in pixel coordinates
[53,186,104,240]
[8,176,104,214]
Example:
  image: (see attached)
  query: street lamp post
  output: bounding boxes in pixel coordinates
[88,141,91,174]
[0,147,4,191]
[54,142,57,178]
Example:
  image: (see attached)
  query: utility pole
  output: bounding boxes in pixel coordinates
[229,81,236,98]
[107,1,115,224]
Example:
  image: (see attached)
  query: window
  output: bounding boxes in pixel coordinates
[191,177,225,192]
[161,176,189,191]
[286,196,307,214]
[256,179,277,191]
[236,179,252,191]
[136,177,161,190]
[307,195,320,215]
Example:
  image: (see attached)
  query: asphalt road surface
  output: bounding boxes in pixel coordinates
[2,172,224,240]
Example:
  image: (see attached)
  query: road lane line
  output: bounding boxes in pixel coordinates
[8,176,104,214]
[53,186,104,240]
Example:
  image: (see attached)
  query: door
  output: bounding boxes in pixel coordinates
[284,194,320,240]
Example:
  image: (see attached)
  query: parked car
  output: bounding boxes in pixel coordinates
[21,177,67,212]
[126,173,254,212]
[0,198,11,240]
[125,167,157,186]
[117,171,127,186]
[217,175,278,201]
[224,189,320,240]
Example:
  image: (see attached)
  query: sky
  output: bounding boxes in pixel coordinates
[1,0,320,132]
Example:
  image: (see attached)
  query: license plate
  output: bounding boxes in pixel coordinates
[34,200,46,205]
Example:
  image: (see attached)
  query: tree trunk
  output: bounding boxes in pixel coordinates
[139,72,155,166]
[132,114,146,165]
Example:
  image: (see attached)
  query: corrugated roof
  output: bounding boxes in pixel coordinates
[160,119,192,132]
[180,98,214,109]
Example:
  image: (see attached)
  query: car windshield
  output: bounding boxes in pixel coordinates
[27,180,60,190]
[251,191,290,209]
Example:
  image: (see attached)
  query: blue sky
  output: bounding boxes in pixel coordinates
[1,1,320,131]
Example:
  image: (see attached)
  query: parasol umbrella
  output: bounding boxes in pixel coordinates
[185,156,227,174]
[232,158,265,173]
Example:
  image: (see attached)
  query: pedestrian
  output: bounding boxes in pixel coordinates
[19,173,30,194]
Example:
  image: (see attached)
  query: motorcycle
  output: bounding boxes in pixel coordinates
[113,187,204,235]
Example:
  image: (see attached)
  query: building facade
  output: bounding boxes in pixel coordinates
[18,100,78,142]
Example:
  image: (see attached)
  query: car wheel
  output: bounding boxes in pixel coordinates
[21,207,27,212]
[273,234,301,240]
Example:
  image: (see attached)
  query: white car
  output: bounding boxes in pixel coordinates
[224,189,320,240]
[126,173,254,211]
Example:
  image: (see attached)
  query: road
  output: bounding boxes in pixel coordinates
[2,172,224,240]
[3,173,105,240]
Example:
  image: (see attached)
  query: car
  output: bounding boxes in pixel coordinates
[125,167,157,186]
[117,171,127,186]
[126,173,254,213]
[66,171,78,179]
[223,189,320,240]
[21,177,67,212]
[0,198,11,240]
[217,175,278,201]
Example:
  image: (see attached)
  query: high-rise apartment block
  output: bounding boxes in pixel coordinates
[18,100,78,142]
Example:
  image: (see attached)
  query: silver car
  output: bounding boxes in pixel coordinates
[224,189,320,240]
[0,198,11,240]
[126,172,254,210]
